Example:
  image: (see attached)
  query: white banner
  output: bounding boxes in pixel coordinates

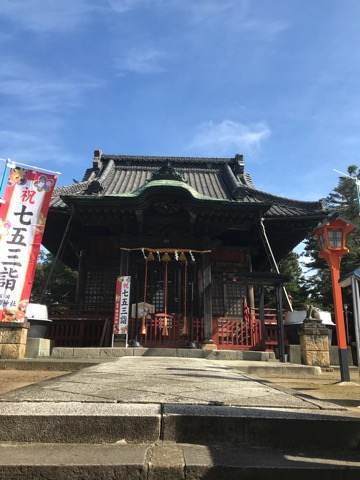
[113,276,131,335]
[0,168,56,322]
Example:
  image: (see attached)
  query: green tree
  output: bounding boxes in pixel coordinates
[279,252,307,309]
[304,165,360,310]
[31,251,77,306]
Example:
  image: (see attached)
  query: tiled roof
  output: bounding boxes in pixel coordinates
[51,181,91,208]
[100,165,230,199]
[51,151,325,218]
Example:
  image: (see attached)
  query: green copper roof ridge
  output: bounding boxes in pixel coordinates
[112,178,233,202]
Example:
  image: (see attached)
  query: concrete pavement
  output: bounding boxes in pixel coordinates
[1,357,325,407]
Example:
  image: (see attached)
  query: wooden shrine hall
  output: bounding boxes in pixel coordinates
[43,150,325,356]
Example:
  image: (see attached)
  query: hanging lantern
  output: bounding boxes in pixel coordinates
[162,314,169,336]
[147,251,155,262]
[189,250,195,262]
[161,252,171,262]
[141,316,147,335]
[179,251,187,263]
[174,250,179,261]
[156,251,161,262]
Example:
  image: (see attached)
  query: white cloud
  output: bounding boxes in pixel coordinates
[0,60,102,112]
[115,48,166,75]
[183,0,243,23]
[0,60,102,167]
[0,0,105,32]
[188,120,271,156]
[0,0,289,38]
[108,0,241,18]
[0,128,74,166]
[107,0,149,13]
[0,0,156,32]
[241,18,290,36]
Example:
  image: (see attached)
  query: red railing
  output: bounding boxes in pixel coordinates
[49,305,281,350]
[50,309,112,347]
[212,316,261,350]
[128,315,204,347]
[211,308,280,351]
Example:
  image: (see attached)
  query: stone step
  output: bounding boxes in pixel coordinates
[0,357,321,378]
[0,442,359,479]
[162,404,360,450]
[0,402,359,450]
[234,362,322,377]
[51,347,276,362]
[0,403,161,443]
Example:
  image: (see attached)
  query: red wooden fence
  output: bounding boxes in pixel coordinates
[50,307,280,350]
[128,315,204,347]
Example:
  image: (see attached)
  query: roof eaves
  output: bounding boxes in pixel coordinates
[239,185,325,211]
[100,153,236,165]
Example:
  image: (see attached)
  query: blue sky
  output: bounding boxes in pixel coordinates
[1,0,360,202]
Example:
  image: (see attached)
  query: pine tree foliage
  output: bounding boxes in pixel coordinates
[278,252,307,308]
[304,165,360,309]
[31,251,77,305]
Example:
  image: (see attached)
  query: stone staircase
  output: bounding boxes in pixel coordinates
[0,401,359,478]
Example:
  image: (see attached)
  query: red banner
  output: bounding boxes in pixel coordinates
[0,167,57,322]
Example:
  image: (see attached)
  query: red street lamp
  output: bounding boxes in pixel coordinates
[313,215,355,382]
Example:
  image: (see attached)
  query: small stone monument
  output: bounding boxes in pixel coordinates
[298,305,330,367]
[0,322,29,359]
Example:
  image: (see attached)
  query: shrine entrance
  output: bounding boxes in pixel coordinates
[124,248,263,350]
[127,249,204,347]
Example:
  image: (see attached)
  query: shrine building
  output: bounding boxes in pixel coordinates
[43,150,325,356]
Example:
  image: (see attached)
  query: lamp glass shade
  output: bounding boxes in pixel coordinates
[318,233,326,251]
[328,229,343,249]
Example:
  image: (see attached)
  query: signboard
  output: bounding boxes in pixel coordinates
[0,167,57,322]
[113,276,131,335]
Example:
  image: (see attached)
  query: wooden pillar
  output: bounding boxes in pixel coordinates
[75,249,86,311]
[202,253,215,349]
[276,285,286,362]
[120,250,129,276]
[259,286,266,350]
[247,254,255,311]
[329,261,350,381]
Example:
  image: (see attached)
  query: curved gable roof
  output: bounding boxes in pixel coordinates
[51,151,325,218]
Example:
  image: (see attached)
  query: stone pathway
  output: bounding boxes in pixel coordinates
[0,357,344,409]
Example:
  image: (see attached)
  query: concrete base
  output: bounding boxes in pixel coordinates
[234,363,321,377]
[113,334,126,347]
[299,320,330,368]
[51,347,276,361]
[201,340,217,351]
[288,345,355,366]
[0,322,28,359]
[25,337,51,358]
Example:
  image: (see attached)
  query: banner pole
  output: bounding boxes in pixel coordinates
[0,160,12,203]
[0,157,61,176]
[40,208,74,303]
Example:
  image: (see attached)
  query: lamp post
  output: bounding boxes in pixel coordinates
[313,216,355,382]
